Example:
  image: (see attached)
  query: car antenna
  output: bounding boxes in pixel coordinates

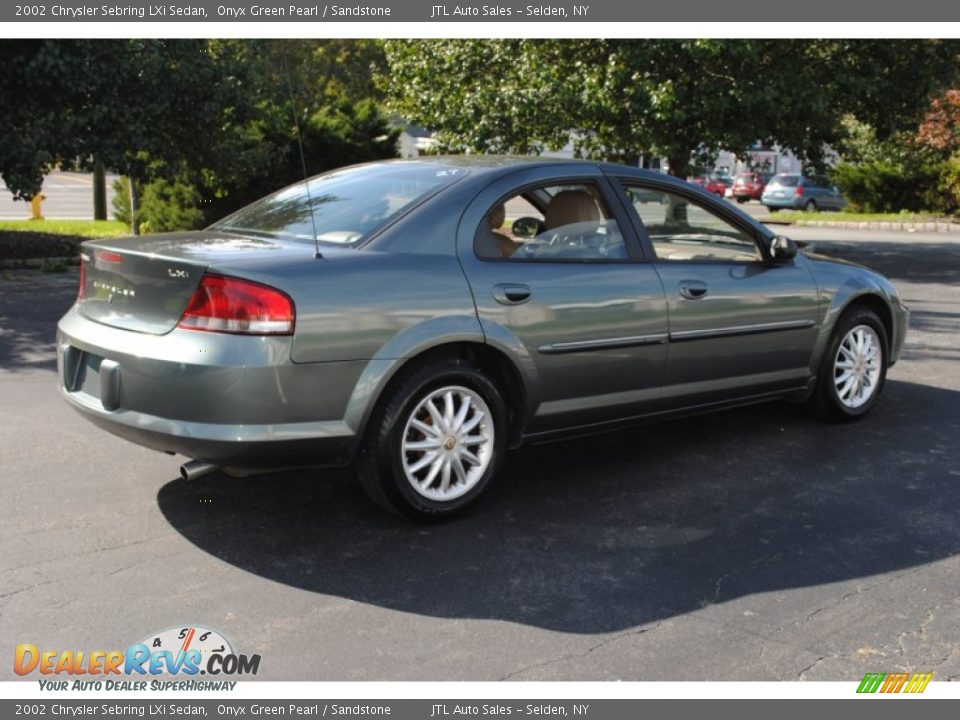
[281,46,323,259]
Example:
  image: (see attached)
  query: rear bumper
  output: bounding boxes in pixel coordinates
[762,196,802,209]
[60,390,357,469]
[57,305,365,470]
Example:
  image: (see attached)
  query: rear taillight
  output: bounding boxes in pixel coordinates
[177,274,294,335]
[795,186,805,196]
[95,249,124,264]
[78,261,86,301]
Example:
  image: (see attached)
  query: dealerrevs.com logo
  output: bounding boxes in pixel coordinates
[14,626,260,687]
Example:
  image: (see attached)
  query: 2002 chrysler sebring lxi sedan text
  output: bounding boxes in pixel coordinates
[57,158,908,519]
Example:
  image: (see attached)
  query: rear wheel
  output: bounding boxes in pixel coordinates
[357,359,507,520]
[807,307,888,421]
[804,199,817,212]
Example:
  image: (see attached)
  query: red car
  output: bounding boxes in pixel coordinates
[732,172,773,202]
[688,174,731,197]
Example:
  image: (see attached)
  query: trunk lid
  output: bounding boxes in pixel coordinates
[78,230,311,334]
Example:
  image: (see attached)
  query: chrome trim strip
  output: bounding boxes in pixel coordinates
[670,319,816,341]
[538,333,669,354]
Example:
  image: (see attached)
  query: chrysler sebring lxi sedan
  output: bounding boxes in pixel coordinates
[58,158,908,519]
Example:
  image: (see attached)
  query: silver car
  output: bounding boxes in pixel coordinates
[58,158,908,519]
[762,173,848,212]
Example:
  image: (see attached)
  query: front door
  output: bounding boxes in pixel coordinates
[615,179,821,408]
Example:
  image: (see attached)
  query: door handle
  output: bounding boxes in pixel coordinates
[679,280,709,300]
[492,283,532,305]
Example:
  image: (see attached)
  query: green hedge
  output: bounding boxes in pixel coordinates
[112,177,205,234]
[831,161,946,214]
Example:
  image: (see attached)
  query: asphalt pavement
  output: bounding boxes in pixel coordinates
[0,226,958,681]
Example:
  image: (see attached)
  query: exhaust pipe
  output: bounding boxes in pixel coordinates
[179,460,218,481]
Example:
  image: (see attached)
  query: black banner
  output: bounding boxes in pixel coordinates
[2,699,959,720]
[2,0,957,22]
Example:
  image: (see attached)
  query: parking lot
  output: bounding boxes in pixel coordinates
[1,225,958,681]
[0,171,118,220]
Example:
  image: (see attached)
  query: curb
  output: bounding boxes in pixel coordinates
[776,220,960,232]
[1,256,79,270]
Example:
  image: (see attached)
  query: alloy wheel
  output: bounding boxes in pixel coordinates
[833,324,883,409]
[400,385,495,501]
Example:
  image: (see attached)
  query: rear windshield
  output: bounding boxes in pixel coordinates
[211,163,465,246]
[769,175,799,187]
[735,174,755,182]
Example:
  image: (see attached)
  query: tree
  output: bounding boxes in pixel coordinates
[0,40,252,198]
[185,40,399,223]
[0,40,399,229]
[917,89,960,153]
[383,40,960,176]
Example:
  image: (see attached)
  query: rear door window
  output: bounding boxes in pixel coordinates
[475,182,629,262]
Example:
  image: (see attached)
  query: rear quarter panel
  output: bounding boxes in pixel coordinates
[207,249,482,364]
[207,247,485,438]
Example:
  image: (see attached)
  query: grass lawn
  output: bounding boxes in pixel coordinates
[0,219,128,237]
[767,211,953,224]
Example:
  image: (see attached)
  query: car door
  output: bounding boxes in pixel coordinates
[611,176,820,408]
[457,166,669,434]
[822,179,845,209]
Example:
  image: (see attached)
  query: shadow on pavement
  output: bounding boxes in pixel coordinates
[0,271,76,372]
[811,240,960,286]
[158,379,960,633]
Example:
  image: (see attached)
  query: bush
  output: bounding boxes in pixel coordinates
[111,177,204,233]
[111,177,135,228]
[831,161,943,213]
[936,155,960,215]
[140,179,205,233]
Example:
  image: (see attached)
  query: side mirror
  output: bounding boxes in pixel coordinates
[512,216,543,239]
[769,235,798,263]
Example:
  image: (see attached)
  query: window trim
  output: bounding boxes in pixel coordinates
[472,176,647,265]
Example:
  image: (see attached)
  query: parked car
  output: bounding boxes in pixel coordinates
[761,174,847,212]
[732,172,772,202]
[688,173,731,197]
[58,158,907,519]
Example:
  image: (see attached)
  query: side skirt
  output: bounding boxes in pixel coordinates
[518,386,811,447]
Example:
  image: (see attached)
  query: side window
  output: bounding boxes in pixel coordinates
[623,185,762,263]
[475,182,628,262]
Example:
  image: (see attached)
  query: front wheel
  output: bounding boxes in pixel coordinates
[357,359,508,520]
[807,308,888,421]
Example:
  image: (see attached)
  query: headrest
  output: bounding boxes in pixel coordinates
[488,204,506,230]
[544,190,601,230]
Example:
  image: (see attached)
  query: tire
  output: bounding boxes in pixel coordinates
[767,206,779,213]
[804,199,817,212]
[736,197,747,204]
[357,358,508,520]
[807,307,888,421]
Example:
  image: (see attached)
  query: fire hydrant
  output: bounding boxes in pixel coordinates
[30,193,45,221]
